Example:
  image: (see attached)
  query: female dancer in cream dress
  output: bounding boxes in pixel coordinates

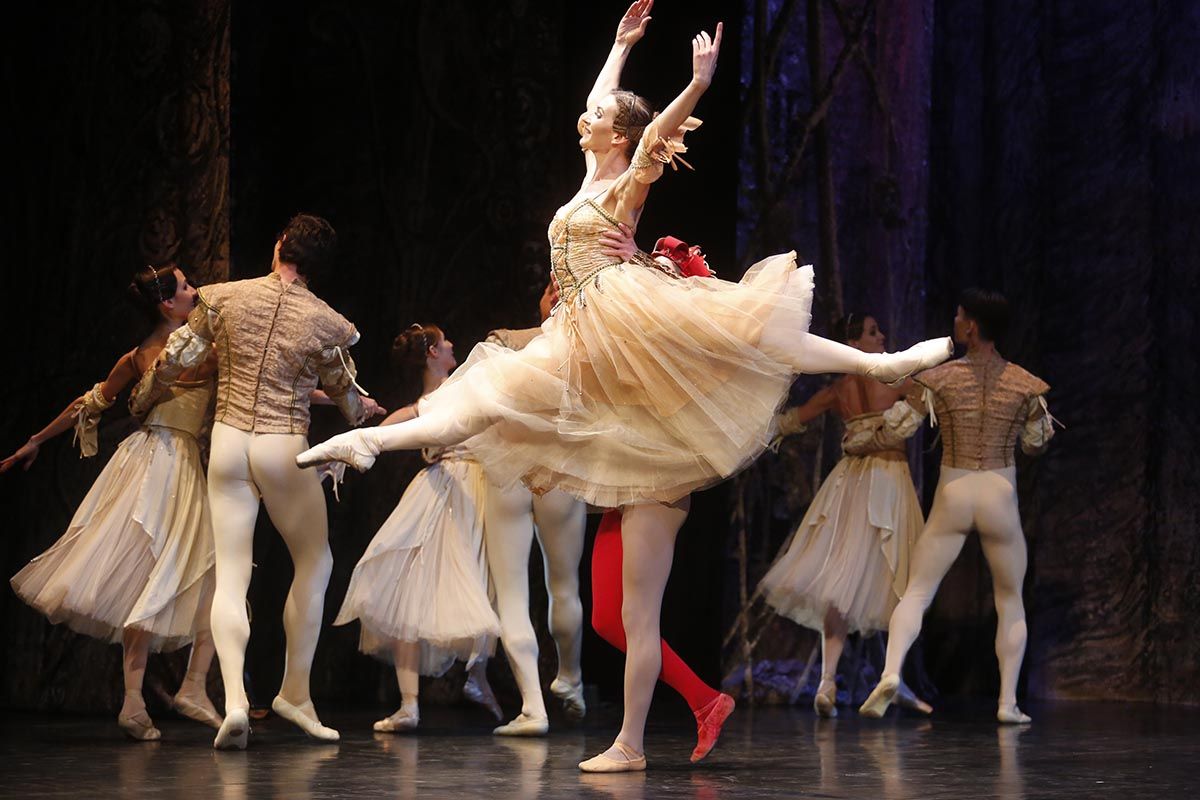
[2,265,220,741]
[334,324,502,732]
[300,1,950,771]
[761,314,932,718]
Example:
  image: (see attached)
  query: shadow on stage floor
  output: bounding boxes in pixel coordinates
[0,700,1195,798]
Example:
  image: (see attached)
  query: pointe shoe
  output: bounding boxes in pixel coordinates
[117,710,162,742]
[865,337,954,385]
[814,678,838,718]
[997,703,1032,724]
[295,430,378,472]
[895,682,934,715]
[173,693,224,729]
[691,693,736,762]
[373,708,420,733]
[493,713,549,737]
[549,677,587,721]
[859,673,901,718]
[463,675,504,722]
[271,696,340,742]
[213,708,250,750]
[579,741,647,773]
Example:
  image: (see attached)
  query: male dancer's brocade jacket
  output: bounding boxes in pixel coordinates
[850,355,1057,467]
[136,273,368,432]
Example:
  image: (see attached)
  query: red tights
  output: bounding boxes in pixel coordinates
[590,510,720,714]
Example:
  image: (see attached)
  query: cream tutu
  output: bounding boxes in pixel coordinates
[423,195,813,508]
[11,381,216,652]
[334,450,500,676]
[760,413,923,634]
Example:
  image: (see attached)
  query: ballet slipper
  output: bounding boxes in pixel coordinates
[579,741,647,773]
[173,691,223,729]
[373,708,420,733]
[271,696,340,742]
[213,708,250,750]
[296,429,379,472]
[549,677,587,721]
[691,693,736,762]
[865,337,953,385]
[894,681,933,715]
[463,674,504,722]
[814,677,838,718]
[858,673,901,718]
[493,713,549,737]
[117,710,161,742]
[997,703,1032,725]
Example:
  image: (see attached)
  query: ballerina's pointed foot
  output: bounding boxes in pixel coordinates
[295,430,378,472]
[464,674,504,722]
[859,673,901,718]
[117,710,162,742]
[549,677,587,721]
[579,741,646,773]
[213,708,250,750]
[691,693,736,762]
[373,708,419,733]
[997,703,1032,725]
[894,681,934,715]
[814,678,838,719]
[493,713,549,737]
[173,690,224,729]
[271,696,340,742]
[866,337,954,385]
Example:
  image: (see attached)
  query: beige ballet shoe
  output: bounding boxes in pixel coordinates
[549,677,587,720]
[296,430,378,472]
[579,741,647,773]
[814,677,838,718]
[271,696,340,742]
[373,708,420,733]
[859,673,901,718]
[213,708,250,750]
[997,703,1032,725]
[463,674,504,721]
[117,710,161,742]
[493,713,549,737]
[173,692,223,730]
[865,337,954,385]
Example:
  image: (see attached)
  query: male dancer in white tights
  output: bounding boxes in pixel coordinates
[143,214,375,749]
[858,289,1056,724]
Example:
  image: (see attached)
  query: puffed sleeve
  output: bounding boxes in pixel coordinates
[842,395,930,456]
[629,117,702,185]
[313,326,368,426]
[1019,394,1058,456]
[72,383,115,457]
[134,319,214,412]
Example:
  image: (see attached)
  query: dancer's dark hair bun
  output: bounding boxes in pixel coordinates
[833,311,874,344]
[612,89,655,156]
[127,264,179,324]
[392,323,444,369]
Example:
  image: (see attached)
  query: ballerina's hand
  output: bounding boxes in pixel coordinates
[599,223,638,262]
[615,0,653,47]
[692,22,723,89]
[0,440,40,474]
[362,397,388,418]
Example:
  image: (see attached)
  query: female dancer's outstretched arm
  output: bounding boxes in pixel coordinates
[1,351,142,472]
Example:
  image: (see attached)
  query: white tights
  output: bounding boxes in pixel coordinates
[883,467,1028,708]
[207,423,334,713]
[483,483,585,720]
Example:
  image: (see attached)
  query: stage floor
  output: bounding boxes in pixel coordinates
[0,700,1195,798]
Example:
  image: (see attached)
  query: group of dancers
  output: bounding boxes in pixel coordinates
[3,0,1055,774]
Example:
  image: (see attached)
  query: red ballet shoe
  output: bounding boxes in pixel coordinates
[690,693,736,762]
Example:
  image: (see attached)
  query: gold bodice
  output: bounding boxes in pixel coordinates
[548,196,627,303]
[143,379,213,439]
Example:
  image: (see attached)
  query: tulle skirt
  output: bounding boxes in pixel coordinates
[11,425,216,652]
[334,457,500,676]
[760,453,923,634]
[431,252,814,507]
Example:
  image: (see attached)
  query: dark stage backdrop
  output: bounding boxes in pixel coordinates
[733,0,1200,707]
[0,0,738,715]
